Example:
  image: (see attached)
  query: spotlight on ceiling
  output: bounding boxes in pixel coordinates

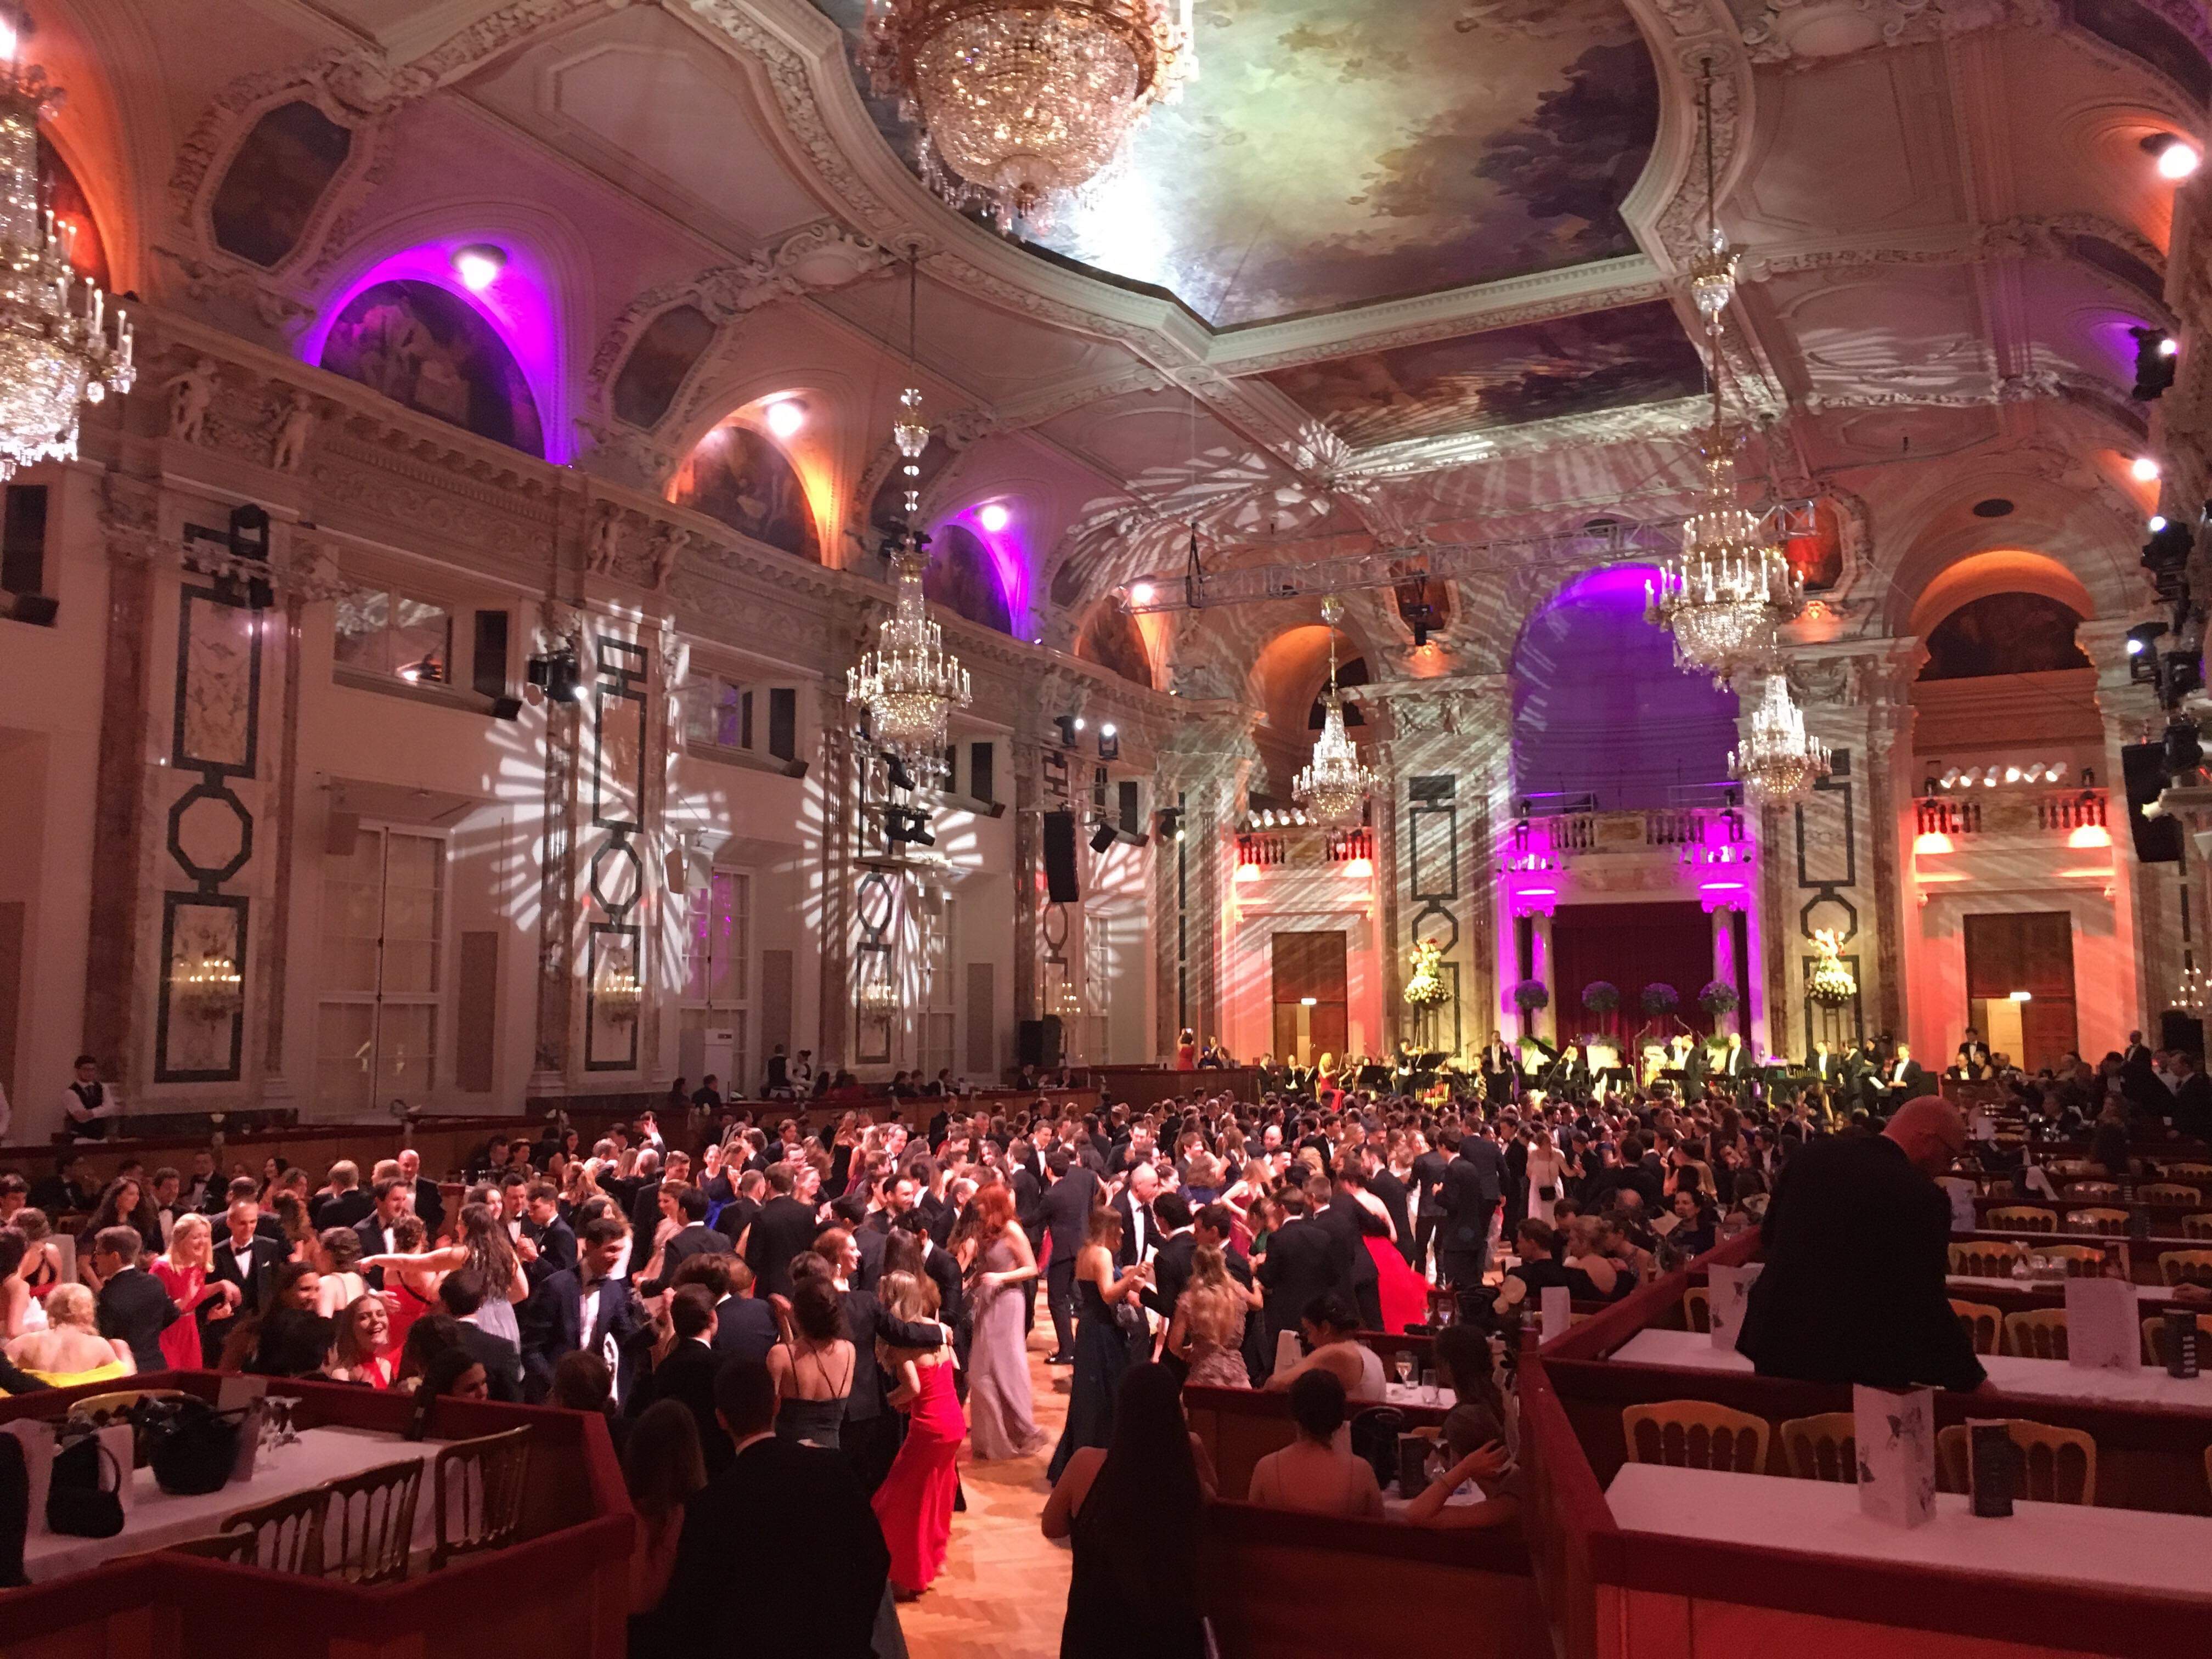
[1127,581,1155,606]
[2131,326,2179,400]
[2132,455,2163,482]
[451,244,507,292]
[2146,132,2203,179]
[526,647,582,704]
[763,399,805,439]
[1156,806,1184,843]
[887,804,935,847]
[1098,723,1119,762]
[978,502,1011,533]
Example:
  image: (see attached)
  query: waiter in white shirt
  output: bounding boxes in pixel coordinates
[62,1055,121,1141]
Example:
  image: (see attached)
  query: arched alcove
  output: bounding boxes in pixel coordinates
[668,421,822,561]
[1920,594,2091,681]
[1075,600,1153,688]
[923,523,1013,634]
[318,278,544,456]
[1511,563,1738,808]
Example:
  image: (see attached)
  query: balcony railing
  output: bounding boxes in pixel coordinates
[1503,806,1750,868]
[1914,791,2107,839]
[1235,827,1374,870]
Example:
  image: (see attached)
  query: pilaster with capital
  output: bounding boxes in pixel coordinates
[2080,619,2168,1033]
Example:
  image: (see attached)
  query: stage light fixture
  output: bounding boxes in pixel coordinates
[2134,455,2163,482]
[887,804,935,847]
[1128,581,1155,606]
[2146,132,2203,179]
[2132,326,2179,400]
[1090,821,1118,854]
[2165,715,2204,776]
[888,756,917,792]
[452,244,507,291]
[1156,807,1184,843]
[1098,723,1119,761]
[978,502,1011,533]
[527,648,583,704]
[763,399,805,439]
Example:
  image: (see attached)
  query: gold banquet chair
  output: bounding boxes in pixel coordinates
[321,1457,424,1587]
[1949,1239,2024,1277]
[429,1426,532,1571]
[2003,1308,2069,1359]
[2158,1249,2212,1289]
[1986,1206,2058,1234]
[2037,1244,2106,1277]
[1681,1287,1710,1333]
[221,1487,327,1576]
[2061,1182,2121,1203]
[2140,1312,2212,1367]
[2140,1183,2204,1208]
[2180,1213,2212,1241]
[163,1531,262,1566]
[2064,1208,2128,1233]
[1936,1420,2097,1505]
[1623,1402,1769,1474]
[1949,1299,2002,1356]
[1778,1412,1857,1484]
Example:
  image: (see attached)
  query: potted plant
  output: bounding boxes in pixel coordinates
[1699,979,1741,1020]
[1640,983,1679,1018]
[1581,979,1620,1039]
[1510,978,1549,1038]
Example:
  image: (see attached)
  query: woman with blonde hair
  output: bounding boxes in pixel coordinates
[150,1212,235,1368]
[5,1284,133,1386]
[1166,1244,1257,1389]
[871,1268,964,1598]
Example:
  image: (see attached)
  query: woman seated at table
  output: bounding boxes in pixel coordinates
[326,1294,394,1386]
[1561,1216,1627,1301]
[1264,1295,1385,1402]
[1400,1402,1517,1531]
[1493,1219,1599,1318]
[1246,1369,1384,1519]
[1661,1190,1718,1262]
[4,1284,133,1387]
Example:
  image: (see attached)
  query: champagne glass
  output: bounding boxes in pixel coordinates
[1395,1353,1414,1391]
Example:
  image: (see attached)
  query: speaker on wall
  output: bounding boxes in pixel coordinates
[1018,1015,1063,1069]
[1043,809,1080,902]
[2121,742,2184,864]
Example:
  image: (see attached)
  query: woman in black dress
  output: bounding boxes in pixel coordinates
[1045,1206,1148,1481]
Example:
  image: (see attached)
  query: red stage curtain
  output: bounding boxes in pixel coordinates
[1550,901,1715,1040]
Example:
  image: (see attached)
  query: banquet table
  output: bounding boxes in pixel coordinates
[24,1424,443,1582]
[1607,1326,2212,1409]
[1946,1276,2180,1304]
[1604,1463,2212,1599]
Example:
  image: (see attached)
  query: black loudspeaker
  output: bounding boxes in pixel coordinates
[2122,742,2185,863]
[1090,822,1118,854]
[9,592,56,627]
[1018,1016,1064,1069]
[1043,810,1080,901]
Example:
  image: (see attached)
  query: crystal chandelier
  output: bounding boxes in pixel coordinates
[863,0,1191,232]
[1294,596,1378,828]
[2177,958,2211,1012]
[0,14,132,480]
[1730,670,1831,804]
[1684,59,1738,325]
[857,958,901,1014]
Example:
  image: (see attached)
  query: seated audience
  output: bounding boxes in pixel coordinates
[1245,1369,1384,1518]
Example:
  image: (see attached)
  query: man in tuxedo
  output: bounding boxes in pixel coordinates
[1359,1145,1415,1265]
[92,1229,177,1374]
[28,1153,94,1218]
[641,1362,888,1659]
[634,1285,735,1472]
[311,1161,373,1231]
[1139,1192,1198,1331]
[521,1218,646,1403]
[1037,1149,1100,1365]
[354,1178,413,1290]
[1713,1032,1750,1087]
[1314,1166,1383,1330]
[1875,1044,1929,1111]
[183,1149,222,1216]
[629,1150,692,1242]
[894,1209,965,1333]
[744,1163,821,1301]
[211,1199,283,1316]
[1478,1034,1515,1104]
[396,1147,444,1238]
[2171,1050,2212,1139]
[812,1228,951,1491]
[1808,1041,1842,1087]
[1410,1132,1449,1277]
[438,1270,524,1402]
[518,1182,577,1288]
[688,1255,778,1365]
[1255,1192,1335,1362]
[1435,1127,1502,1291]
[1111,1164,1160,1268]
[640,1184,722,1298]
[1740,1096,1983,1392]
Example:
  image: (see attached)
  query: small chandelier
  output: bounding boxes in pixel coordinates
[1730,671,1831,804]
[172,952,243,1023]
[596,957,643,1025]
[857,958,901,1014]
[862,0,1191,232]
[2177,958,2211,1012]
[1684,59,1739,325]
[1294,596,1377,828]
[0,13,133,480]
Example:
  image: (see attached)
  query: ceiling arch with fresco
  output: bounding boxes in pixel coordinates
[811,0,1662,327]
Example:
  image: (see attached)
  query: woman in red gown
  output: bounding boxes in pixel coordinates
[150,1214,234,1369]
[870,1269,965,1599]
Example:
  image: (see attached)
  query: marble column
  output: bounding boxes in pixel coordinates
[2080,619,2170,1035]
[1709,902,1739,1036]
[1530,907,1556,1043]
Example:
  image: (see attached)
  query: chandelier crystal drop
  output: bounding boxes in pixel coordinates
[1293,596,1378,828]
[863,0,1191,232]
[1647,442,1801,686]
[0,20,132,481]
[1729,671,1831,805]
[850,535,972,787]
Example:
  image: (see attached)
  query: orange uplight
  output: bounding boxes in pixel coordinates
[2067,825,2112,849]
[1913,832,1954,856]
[1234,862,1259,883]
[1342,857,1373,878]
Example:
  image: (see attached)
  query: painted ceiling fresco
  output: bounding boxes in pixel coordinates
[813,0,1660,326]
[1259,300,1704,448]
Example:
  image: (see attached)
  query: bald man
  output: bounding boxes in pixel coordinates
[1737,1096,1986,1391]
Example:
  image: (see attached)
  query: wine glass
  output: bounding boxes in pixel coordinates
[1394,1353,1414,1392]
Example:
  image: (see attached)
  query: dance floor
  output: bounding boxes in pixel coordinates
[901,1293,1071,1659]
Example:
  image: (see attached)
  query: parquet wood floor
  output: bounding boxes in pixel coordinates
[898,1295,1070,1659]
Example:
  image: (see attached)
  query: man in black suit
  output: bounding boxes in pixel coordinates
[629,1150,692,1242]
[354,1177,413,1286]
[639,1184,722,1298]
[520,1217,648,1403]
[633,1286,735,1472]
[210,1198,283,1321]
[1359,1146,1415,1266]
[310,1161,374,1232]
[1139,1191,1197,1331]
[92,1229,177,1374]
[396,1148,444,1238]
[744,1164,820,1302]
[699,1256,780,1365]
[1255,1192,1336,1362]
[438,1270,524,1402]
[1111,1164,1160,1268]
[1434,1127,1502,1291]
[1740,1096,1984,1391]
[2171,1050,2212,1139]
[894,1210,964,1334]
[1313,1166,1383,1330]
[1410,1132,1449,1277]
[1036,1149,1099,1365]
[518,1182,578,1288]
[1873,1045,1929,1112]
[640,1362,888,1659]
[813,1227,951,1492]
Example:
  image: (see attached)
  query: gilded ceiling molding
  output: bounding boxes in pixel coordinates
[1740,0,2059,66]
[1620,0,1758,272]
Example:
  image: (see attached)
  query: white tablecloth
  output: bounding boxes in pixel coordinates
[1946,1276,2174,1304]
[1606,1326,2212,1408]
[1604,1463,2212,1598]
[25,1425,441,1582]
[1379,1383,1458,1411]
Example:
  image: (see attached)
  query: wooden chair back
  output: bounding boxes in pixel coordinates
[1948,1240,2023,1277]
[2061,1182,2120,1202]
[321,1457,424,1586]
[1681,1287,1710,1333]
[2140,1183,2203,1207]
[1987,1206,2057,1233]
[2064,1208,2128,1232]
[2139,1312,2212,1367]
[67,1388,190,1421]
[1979,1177,2014,1199]
[1778,1412,1857,1483]
[1949,1299,2002,1356]
[2036,1244,2105,1276]
[1935,1420,2096,1505]
[2181,1213,2212,1240]
[2159,1249,2212,1288]
[2003,1307,2069,1359]
[222,1487,327,1575]
[2044,1160,2091,1180]
[1622,1402,1769,1474]
[430,1426,533,1571]
[2157,1162,2212,1181]
[164,1531,262,1565]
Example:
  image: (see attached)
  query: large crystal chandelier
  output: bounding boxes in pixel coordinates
[0,13,132,480]
[1730,670,1831,804]
[1294,596,1378,828]
[850,250,970,787]
[862,0,1192,232]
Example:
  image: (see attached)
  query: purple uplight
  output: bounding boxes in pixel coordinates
[948,504,1030,632]
[299,237,571,463]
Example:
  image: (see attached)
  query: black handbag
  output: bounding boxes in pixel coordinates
[45,1433,124,1538]
[135,1396,245,1497]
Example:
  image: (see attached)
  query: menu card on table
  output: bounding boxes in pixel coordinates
[1707,1263,1764,1351]
[1540,1285,1572,1342]
[2064,1277,2141,1372]
[1853,1384,1936,1528]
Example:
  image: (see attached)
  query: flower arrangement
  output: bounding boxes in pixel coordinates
[1510,978,1550,1012]
[1403,940,1451,1007]
[1581,980,1620,1015]
[1640,982,1680,1017]
[1807,928,1858,1008]
[1699,979,1741,1017]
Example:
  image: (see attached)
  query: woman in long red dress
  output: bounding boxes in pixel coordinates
[149,1214,235,1369]
[870,1268,965,1599]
